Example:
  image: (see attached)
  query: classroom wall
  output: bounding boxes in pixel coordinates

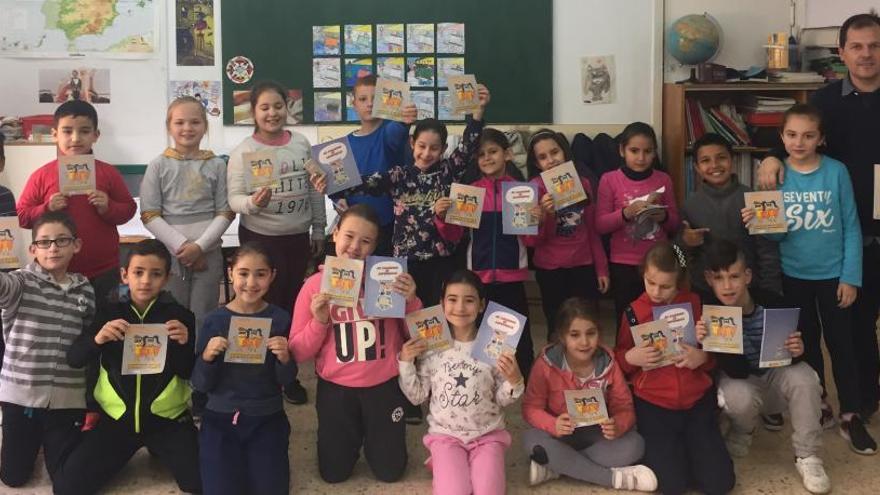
[805,0,877,27]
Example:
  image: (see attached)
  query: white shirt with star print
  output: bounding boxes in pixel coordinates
[399,340,524,443]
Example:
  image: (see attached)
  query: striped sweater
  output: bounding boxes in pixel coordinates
[0,262,95,409]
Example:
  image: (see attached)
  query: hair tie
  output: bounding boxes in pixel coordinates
[527,130,557,148]
[671,243,687,269]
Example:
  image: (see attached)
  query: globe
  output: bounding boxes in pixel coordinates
[666,13,722,66]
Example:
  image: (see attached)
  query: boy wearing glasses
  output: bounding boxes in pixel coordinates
[0,212,95,488]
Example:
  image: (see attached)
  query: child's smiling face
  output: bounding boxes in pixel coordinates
[477,140,510,178]
[411,130,446,169]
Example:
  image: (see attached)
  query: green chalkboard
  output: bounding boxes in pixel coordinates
[220,0,552,125]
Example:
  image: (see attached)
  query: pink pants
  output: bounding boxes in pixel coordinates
[423,429,511,495]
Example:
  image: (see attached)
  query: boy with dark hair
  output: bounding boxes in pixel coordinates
[56,239,201,494]
[0,211,95,489]
[699,240,828,494]
[678,132,781,296]
[17,100,137,306]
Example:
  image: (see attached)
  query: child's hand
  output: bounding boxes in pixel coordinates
[392,272,418,302]
[311,293,332,324]
[674,343,708,370]
[472,84,491,120]
[202,336,228,362]
[401,103,418,125]
[191,255,208,272]
[400,338,427,362]
[695,319,708,342]
[88,190,109,215]
[95,319,128,345]
[741,206,756,227]
[433,197,452,219]
[166,320,189,345]
[555,413,574,437]
[267,336,291,364]
[623,200,649,221]
[757,156,785,189]
[625,338,662,368]
[310,173,328,195]
[176,242,203,266]
[48,192,68,212]
[252,187,272,208]
[681,221,710,247]
[496,352,523,385]
[600,417,619,440]
[785,331,804,358]
[837,282,857,308]
[597,276,610,294]
[539,193,555,215]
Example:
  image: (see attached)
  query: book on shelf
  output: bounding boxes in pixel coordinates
[685,99,751,147]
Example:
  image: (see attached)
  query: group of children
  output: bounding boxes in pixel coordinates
[0,71,874,495]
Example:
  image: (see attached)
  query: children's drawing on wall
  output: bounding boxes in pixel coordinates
[344,25,372,55]
[377,57,405,81]
[313,25,342,56]
[168,80,221,117]
[377,24,405,54]
[437,57,465,88]
[581,55,615,105]
[176,0,214,66]
[411,91,435,120]
[407,57,435,87]
[437,23,465,54]
[233,89,303,125]
[406,24,435,53]
[315,92,342,122]
[38,68,110,104]
[313,58,342,88]
[344,58,373,87]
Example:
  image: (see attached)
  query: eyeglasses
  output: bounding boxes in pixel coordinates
[32,237,76,249]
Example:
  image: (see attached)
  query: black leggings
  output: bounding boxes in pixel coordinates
[0,404,82,489]
[534,265,601,339]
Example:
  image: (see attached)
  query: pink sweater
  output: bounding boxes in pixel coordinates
[289,270,422,388]
[523,176,608,276]
[595,169,680,265]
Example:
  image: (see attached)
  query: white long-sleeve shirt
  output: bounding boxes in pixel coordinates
[399,340,524,443]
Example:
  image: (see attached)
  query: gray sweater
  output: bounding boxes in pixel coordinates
[678,176,782,295]
[0,262,95,409]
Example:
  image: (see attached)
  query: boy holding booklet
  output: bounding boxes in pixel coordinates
[699,241,828,494]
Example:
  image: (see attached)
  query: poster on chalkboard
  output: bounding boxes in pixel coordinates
[315,92,342,122]
[377,57,406,81]
[407,24,435,53]
[344,58,373,87]
[437,58,465,88]
[411,91,435,119]
[407,57,435,87]
[313,58,341,88]
[437,23,465,54]
[313,26,341,55]
[344,25,372,55]
[377,24,405,54]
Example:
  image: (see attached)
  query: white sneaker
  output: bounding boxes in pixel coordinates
[611,465,658,492]
[529,460,560,486]
[725,429,753,458]
[795,456,831,494]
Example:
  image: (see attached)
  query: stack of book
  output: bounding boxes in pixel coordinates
[769,71,826,83]
[685,99,751,147]
[741,95,796,127]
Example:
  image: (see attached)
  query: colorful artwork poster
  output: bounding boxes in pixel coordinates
[38,68,110,104]
[630,319,676,370]
[760,308,800,368]
[702,305,744,355]
[407,57,435,87]
[176,0,214,66]
[472,302,527,366]
[437,23,465,54]
[446,183,485,229]
[168,80,221,117]
[540,161,588,210]
[311,136,362,195]
[565,389,609,427]
[501,181,539,235]
[121,325,168,375]
[344,24,372,55]
[405,305,453,354]
[377,57,406,81]
[344,58,373,87]
[438,91,464,121]
[0,217,22,270]
[437,57,465,88]
[745,191,787,235]
[410,91,435,120]
[406,23,435,53]
[377,24,405,54]
[313,58,342,88]
[232,89,303,125]
[315,92,343,122]
[364,256,407,318]
[225,317,271,364]
[320,256,364,308]
[58,154,96,195]
[313,25,341,55]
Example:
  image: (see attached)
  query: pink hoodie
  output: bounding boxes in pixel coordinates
[289,270,423,387]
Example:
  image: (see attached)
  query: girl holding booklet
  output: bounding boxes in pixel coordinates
[614,242,735,495]
[433,128,535,378]
[289,204,421,483]
[191,242,297,495]
[522,129,608,335]
[596,122,680,327]
[399,269,523,495]
[521,297,656,491]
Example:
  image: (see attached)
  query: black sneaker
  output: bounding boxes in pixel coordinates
[284,380,308,405]
[404,402,423,425]
[839,416,878,455]
[761,413,785,431]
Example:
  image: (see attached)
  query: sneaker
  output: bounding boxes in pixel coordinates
[795,455,831,494]
[761,413,785,431]
[724,429,753,458]
[820,403,836,430]
[283,380,308,405]
[529,460,559,486]
[839,415,878,455]
[611,465,658,492]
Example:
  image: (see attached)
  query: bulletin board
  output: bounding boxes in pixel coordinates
[220,0,553,125]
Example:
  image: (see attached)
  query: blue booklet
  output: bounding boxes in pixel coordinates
[501,181,539,235]
[760,308,800,368]
[363,256,407,318]
[652,302,697,349]
[311,136,362,195]
[471,301,526,366]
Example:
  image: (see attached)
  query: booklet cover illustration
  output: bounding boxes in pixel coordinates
[652,302,697,349]
[364,256,407,318]
[760,308,800,368]
[702,305,744,354]
[311,136,362,195]
[242,149,281,192]
[405,305,453,354]
[121,324,168,375]
[630,319,676,370]
[501,181,539,235]
[565,389,609,427]
[471,302,526,366]
[745,191,787,235]
[541,161,587,210]
[446,183,485,229]
[225,316,271,364]
[0,218,22,269]
[447,74,480,114]
[371,78,410,121]
[320,256,364,308]
[58,154,96,195]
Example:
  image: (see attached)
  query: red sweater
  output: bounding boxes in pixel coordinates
[614,291,714,410]
[523,343,635,437]
[17,159,136,278]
